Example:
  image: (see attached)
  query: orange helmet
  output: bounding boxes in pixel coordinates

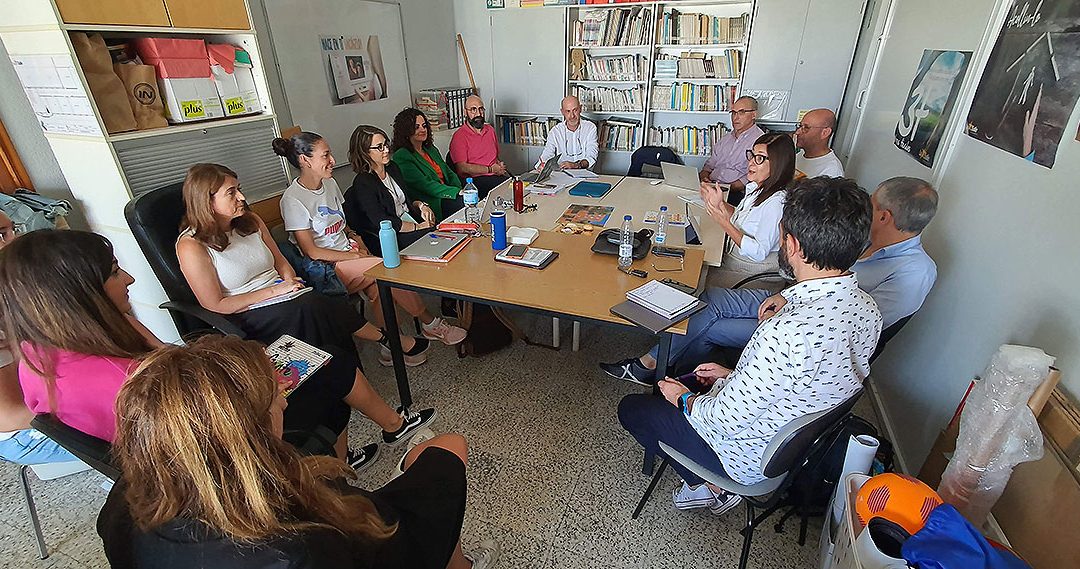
[855,473,943,535]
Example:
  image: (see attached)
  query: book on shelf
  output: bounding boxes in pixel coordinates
[570,50,647,82]
[656,49,742,80]
[647,123,728,157]
[415,87,473,130]
[499,116,560,146]
[649,83,736,112]
[660,10,749,46]
[572,84,645,113]
[571,6,653,47]
[598,118,642,152]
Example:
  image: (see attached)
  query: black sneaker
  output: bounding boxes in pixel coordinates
[599,358,656,386]
[377,333,430,367]
[346,442,380,472]
[383,407,437,447]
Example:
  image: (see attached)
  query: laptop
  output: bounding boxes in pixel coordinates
[520,153,560,183]
[479,180,515,224]
[661,162,701,191]
[684,201,703,245]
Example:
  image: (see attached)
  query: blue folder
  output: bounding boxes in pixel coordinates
[568,181,612,198]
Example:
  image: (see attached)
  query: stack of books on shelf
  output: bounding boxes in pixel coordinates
[572,6,653,47]
[650,83,736,112]
[571,51,647,81]
[498,116,560,146]
[415,87,473,130]
[574,85,645,113]
[656,50,743,79]
[647,123,728,157]
[659,10,750,45]
[654,59,678,79]
[599,118,642,152]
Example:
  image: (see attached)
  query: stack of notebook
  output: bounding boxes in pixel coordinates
[399,232,471,263]
[626,280,699,319]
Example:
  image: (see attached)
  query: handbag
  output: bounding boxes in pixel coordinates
[591,227,653,260]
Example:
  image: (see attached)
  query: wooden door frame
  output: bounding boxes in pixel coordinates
[0,119,33,194]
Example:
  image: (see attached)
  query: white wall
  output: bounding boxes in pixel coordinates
[846,0,1080,470]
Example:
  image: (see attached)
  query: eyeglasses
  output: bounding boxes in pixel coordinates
[368,142,390,152]
[745,150,769,165]
[795,123,825,132]
[731,109,756,116]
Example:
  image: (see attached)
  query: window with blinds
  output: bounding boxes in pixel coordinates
[113,117,288,202]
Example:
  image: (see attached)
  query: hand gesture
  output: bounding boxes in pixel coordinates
[658,378,691,406]
[419,203,437,225]
[757,292,787,322]
[693,363,730,387]
[704,193,734,224]
[559,161,578,169]
[493,161,508,176]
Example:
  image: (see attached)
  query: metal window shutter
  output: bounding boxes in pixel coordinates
[114,117,288,202]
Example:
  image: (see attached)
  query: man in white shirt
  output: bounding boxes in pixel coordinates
[537,95,598,170]
[794,108,844,178]
[618,176,881,515]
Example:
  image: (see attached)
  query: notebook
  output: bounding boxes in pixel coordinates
[568,181,613,198]
[610,299,707,334]
[400,232,471,262]
[265,334,332,397]
[247,286,312,310]
[494,246,559,269]
[626,280,700,319]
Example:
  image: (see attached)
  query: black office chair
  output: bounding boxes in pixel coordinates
[628,145,682,178]
[124,183,245,338]
[870,313,914,365]
[632,392,862,569]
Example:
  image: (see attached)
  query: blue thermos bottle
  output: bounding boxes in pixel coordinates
[379,220,401,268]
[490,211,507,250]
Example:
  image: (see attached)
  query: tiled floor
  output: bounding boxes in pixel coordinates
[1,313,880,568]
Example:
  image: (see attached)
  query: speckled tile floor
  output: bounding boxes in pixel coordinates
[1,312,881,568]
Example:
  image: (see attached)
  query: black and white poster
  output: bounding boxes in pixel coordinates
[965,0,1080,168]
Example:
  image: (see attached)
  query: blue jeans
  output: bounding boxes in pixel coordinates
[618,393,728,487]
[648,287,770,368]
[0,429,77,465]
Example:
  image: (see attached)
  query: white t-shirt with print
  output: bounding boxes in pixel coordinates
[280,177,351,252]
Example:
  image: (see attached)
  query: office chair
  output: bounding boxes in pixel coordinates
[628,145,682,178]
[125,183,246,338]
[632,392,862,569]
[870,313,913,365]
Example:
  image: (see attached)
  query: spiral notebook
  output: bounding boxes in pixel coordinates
[266,335,332,397]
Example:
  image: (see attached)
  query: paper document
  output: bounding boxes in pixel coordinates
[563,169,599,179]
[530,171,579,195]
[247,287,312,310]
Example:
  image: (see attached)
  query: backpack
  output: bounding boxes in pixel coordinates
[0,189,72,233]
[452,301,557,358]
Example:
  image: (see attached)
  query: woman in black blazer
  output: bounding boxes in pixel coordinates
[344,125,436,255]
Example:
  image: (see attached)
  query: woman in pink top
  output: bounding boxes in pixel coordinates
[0,230,160,442]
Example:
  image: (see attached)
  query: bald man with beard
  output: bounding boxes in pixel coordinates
[449,94,509,194]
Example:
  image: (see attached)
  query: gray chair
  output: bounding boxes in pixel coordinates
[632,392,862,569]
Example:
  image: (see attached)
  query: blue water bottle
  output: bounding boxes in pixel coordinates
[379,220,401,268]
[490,210,507,250]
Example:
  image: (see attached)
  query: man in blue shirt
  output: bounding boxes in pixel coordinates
[601,176,938,385]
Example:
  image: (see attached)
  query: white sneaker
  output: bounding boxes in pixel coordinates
[422,317,468,345]
[672,481,718,510]
[389,427,437,481]
[464,539,500,569]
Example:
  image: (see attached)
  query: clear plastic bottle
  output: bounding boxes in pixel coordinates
[463,178,481,225]
[655,205,668,244]
[618,215,634,268]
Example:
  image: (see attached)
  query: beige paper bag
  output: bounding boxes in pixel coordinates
[114,63,168,130]
[70,32,137,134]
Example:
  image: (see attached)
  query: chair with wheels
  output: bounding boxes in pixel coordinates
[631,392,862,569]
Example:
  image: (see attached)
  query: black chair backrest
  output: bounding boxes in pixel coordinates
[760,392,862,479]
[870,313,914,364]
[125,182,194,307]
[30,414,120,481]
[628,146,682,177]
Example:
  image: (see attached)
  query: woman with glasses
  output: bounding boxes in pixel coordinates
[700,132,795,291]
[344,125,436,255]
[390,108,464,220]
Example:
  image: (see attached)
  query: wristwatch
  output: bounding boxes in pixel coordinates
[678,392,693,415]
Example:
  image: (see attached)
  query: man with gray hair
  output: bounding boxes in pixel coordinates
[699,95,764,206]
[601,176,938,385]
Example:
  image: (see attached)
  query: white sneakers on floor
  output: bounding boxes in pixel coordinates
[389,427,437,481]
[672,481,743,516]
[464,539,501,569]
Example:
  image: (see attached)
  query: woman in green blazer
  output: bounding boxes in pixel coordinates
[390,108,463,219]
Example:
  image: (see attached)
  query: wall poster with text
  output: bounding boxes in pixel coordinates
[965,0,1080,168]
[894,50,972,167]
[320,35,388,106]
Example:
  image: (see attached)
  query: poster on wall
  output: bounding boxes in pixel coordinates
[319,35,388,106]
[486,0,505,8]
[894,50,972,167]
[965,0,1080,168]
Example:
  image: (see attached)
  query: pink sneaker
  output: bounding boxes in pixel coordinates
[421,317,467,345]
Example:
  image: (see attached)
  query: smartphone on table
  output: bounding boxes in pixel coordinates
[504,244,529,259]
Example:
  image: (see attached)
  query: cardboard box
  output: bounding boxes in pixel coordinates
[207,44,263,117]
[133,38,224,124]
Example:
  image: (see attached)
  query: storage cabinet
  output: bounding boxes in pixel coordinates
[54,0,170,27]
[164,0,250,30]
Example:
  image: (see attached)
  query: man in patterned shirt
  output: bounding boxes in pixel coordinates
[618,177,882,515]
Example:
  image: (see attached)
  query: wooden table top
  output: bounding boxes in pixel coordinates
[366,229,705,335]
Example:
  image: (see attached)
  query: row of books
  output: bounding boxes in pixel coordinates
[498,116,561,146]
[570,51,647,81]
[573,6,653,46]
[650,83,737,112]
[599,119,642,152]
[414,87,474,130]
[647,123,728,157]
[659,10,750,45]
[573,85,646,112]
[655,50,743,79]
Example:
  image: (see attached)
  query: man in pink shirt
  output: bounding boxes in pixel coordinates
[699,96,764,206]
[449,95,509,194]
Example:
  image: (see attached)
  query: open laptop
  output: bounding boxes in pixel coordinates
[479,179,515,224]
[684,201,703,245]
[520,153,560,183]
[661,162,701,191]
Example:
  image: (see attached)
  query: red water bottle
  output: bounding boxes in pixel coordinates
[512,176,524,213]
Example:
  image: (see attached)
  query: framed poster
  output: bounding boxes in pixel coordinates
[894,50,972,167]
